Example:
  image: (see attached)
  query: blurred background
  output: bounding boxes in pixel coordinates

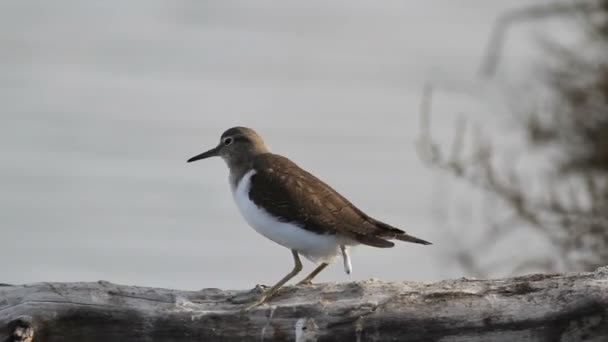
[2,0,606,290]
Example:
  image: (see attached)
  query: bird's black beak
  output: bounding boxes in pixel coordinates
[187,145,220,163]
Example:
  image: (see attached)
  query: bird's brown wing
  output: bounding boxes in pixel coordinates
[249,153,407,248]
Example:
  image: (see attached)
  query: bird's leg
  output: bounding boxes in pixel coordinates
[296,262,329,286]
[242,249,303,311]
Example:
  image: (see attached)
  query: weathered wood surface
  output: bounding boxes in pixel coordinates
[1,267,607,342]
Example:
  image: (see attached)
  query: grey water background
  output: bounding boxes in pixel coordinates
[1,1,557,290]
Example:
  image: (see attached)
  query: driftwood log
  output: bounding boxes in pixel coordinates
[1,267,607,342]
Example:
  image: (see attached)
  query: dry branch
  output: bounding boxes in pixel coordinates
[1,267,608,341]
[479,0,602,77]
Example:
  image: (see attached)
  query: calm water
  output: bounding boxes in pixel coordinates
[1,0,551,290]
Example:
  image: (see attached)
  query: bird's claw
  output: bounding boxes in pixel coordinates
[229,285,267,304]
[296,278,314,286]
[239,294,270,313]
[253,284,269,293]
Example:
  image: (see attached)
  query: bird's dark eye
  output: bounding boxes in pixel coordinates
[223,137,233,146]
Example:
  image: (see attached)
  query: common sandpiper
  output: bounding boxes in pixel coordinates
[187,126,431,309]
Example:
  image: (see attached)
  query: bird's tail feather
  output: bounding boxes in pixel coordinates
[395,234,432,245]
[372,219,432,245]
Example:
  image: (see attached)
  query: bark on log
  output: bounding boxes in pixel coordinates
[1,267,607,342]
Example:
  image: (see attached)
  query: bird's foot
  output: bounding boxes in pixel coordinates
[296,279,314,286]
[229,284,268,305]
[252,284,269,293]
[239,293,271,313]
[234,284,280,312]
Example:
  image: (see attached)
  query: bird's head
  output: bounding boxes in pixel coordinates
[187,126,269,166]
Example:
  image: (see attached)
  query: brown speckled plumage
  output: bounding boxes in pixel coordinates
[248,152,431,247]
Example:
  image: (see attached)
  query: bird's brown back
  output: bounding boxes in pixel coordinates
[248,153,410,248]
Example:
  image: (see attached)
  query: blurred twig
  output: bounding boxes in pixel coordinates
[480,0,602,78]
[424,1,608,277]
[418,84,608,276]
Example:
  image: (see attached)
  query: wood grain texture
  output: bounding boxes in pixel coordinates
[1,267,607,342]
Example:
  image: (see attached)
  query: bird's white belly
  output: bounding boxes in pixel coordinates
[232,170,340,263]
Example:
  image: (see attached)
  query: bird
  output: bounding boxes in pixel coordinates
[187,126,431,309]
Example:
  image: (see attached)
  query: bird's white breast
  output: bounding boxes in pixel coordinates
[231,169,340,264]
